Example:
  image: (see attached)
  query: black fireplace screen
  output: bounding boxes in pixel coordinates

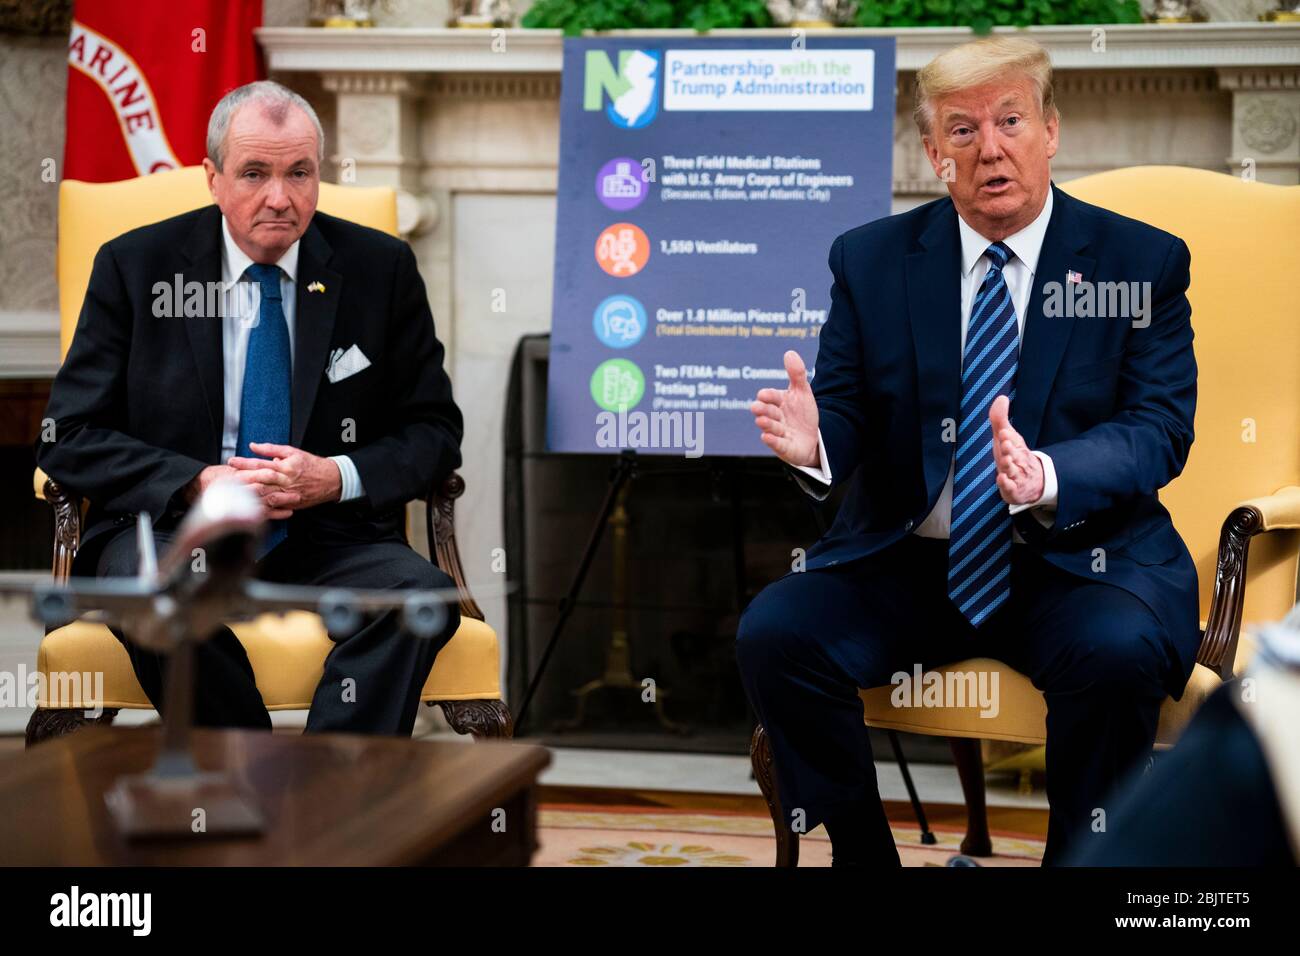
[503,334,844,753]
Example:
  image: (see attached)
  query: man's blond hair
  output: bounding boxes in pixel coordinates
[914,36,1057,136]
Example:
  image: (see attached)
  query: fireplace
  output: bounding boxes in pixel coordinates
[0,380,54,572]
[502,335,951,763]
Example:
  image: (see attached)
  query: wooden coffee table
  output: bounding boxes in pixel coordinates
[0,726,551,865]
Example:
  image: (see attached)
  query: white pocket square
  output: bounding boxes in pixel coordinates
[327,344,372,384]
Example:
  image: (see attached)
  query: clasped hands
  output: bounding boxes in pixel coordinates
[185,442,342,518]
[749,350,1044,506]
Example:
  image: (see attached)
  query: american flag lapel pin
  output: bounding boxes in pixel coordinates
[308,280,326,293]
[1066,269,1083,285]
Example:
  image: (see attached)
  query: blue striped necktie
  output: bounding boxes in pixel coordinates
[948,241,1018,627]
[237,262,291,556]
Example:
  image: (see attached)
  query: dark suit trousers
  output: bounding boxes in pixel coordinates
[98,525,460,737]
[736,534,1183,865]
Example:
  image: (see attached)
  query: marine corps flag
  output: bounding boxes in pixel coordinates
[64,0,262,183]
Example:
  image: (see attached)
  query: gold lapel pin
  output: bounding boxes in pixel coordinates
[308,281,326,293]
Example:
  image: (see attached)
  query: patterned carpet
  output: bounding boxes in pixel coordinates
[534,804,1045,867]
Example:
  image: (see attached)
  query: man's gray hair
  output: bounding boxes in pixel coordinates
[206,80,325,172]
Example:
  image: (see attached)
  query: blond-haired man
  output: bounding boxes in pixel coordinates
[741,37,1197,866]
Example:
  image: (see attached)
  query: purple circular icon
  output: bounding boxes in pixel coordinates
[596,157,648,212]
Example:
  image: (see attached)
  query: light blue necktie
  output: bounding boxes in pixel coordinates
[237,263,291,556]
[948,241,1018,627]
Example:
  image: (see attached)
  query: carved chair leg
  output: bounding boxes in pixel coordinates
[435,699,514,739]
[949,736,993,857]
[751,724,799,868]
[25,707,120,748]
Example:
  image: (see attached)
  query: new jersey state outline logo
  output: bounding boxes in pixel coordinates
[584,49,661,129]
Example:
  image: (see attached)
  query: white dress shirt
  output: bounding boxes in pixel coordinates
[799,190,1058,538]
[219,217,364,502]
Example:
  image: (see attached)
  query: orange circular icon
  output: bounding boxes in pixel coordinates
[594,223,650,277]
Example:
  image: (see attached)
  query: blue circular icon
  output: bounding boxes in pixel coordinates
[601,51,661,129]
[593,295,647,349]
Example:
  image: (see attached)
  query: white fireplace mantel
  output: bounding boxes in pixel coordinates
[256,21,1300,229]
[257,23,1300,73]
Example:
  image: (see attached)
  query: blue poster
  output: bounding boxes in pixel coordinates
[546,36,896,457]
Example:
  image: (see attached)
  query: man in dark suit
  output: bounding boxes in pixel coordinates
[739,37,1198,865]
[37,80,464,737]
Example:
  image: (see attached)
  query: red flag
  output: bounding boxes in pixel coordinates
[64,0,263,183]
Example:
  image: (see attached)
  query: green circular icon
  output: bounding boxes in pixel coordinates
[590,358,645,412]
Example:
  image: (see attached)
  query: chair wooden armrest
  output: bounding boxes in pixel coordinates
[425,472,486,622]
[1200,486,1300,680]
[39,474,81,585]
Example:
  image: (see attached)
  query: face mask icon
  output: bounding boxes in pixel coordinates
[592,295,647,348]
[599,301,641,344]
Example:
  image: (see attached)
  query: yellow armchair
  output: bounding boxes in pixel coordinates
[29,167,510,745]
[751,167,1300,865]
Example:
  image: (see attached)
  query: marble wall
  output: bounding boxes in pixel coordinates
[0,34,66,375]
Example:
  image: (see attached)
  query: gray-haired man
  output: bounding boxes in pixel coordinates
[38,80,465,735]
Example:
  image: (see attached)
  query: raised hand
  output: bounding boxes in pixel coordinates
[989,395,1044,505]
[750,350,820,468]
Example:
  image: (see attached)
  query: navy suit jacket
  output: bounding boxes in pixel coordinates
[798,183,1200,696]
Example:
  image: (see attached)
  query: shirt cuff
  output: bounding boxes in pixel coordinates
[1008,450,1057,526]
[330,454,366,503]
[794,429,833,486]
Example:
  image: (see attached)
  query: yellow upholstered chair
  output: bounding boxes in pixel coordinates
[751,167,1300,865]
[28,166,510,744]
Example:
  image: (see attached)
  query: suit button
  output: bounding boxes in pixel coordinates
[904,520,914,532]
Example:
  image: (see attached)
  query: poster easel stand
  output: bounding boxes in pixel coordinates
[515,450,638,730]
